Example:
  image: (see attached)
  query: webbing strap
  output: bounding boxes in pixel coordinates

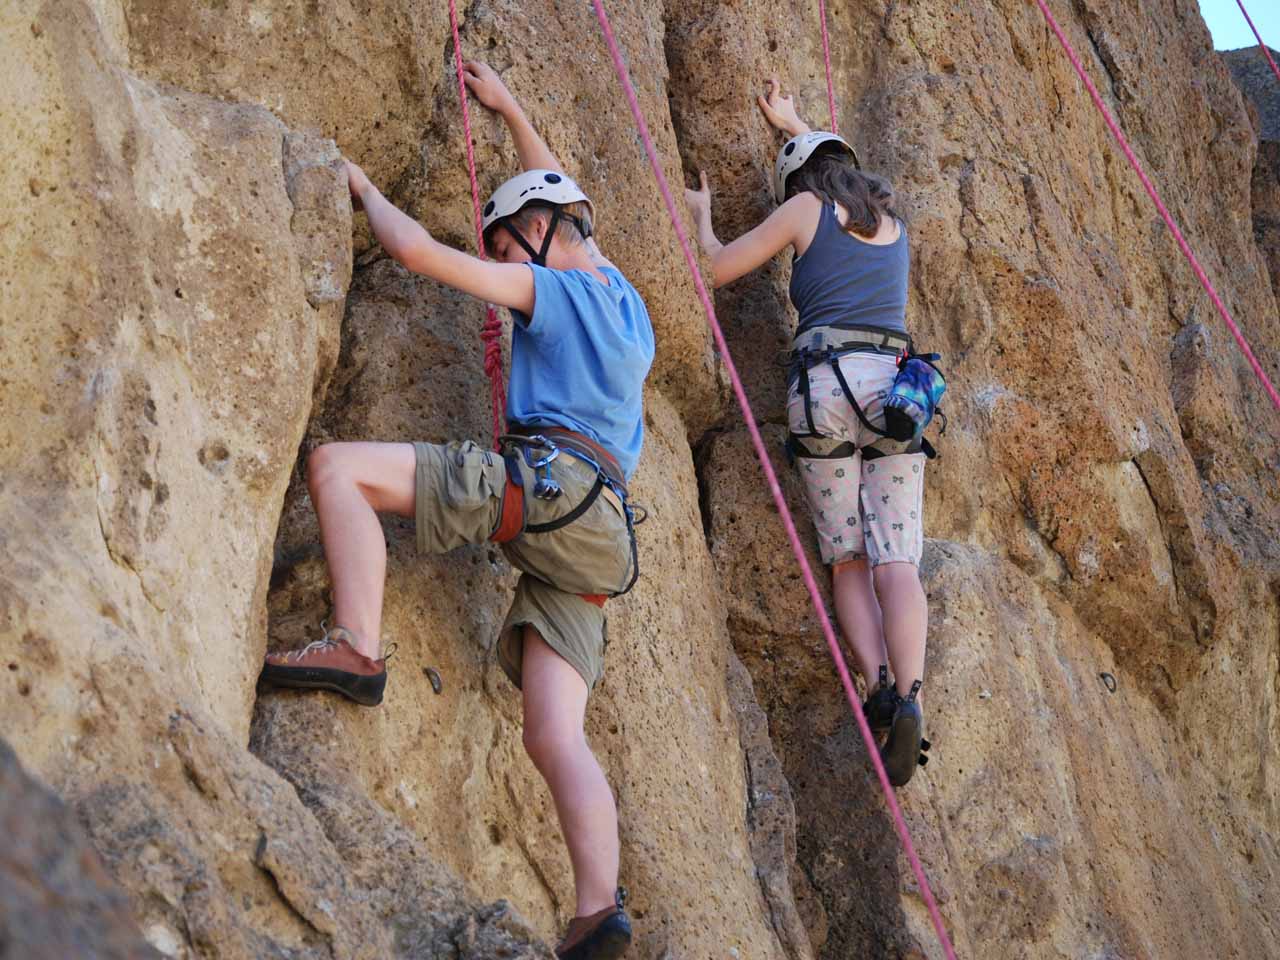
[587,4,958,958]
[797,353,819,437]
[1032,0,1280,414]
[829,354,893,440]
[525,475,606,534]
[1235,0,1280,86]
[446,0,508,447]
[490,453,526,544]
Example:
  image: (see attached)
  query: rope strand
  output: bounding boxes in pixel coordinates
[817,0,839,133]
[447,0,507,447]
[588,3,958,957]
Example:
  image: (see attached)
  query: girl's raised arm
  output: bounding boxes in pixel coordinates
[685,172,819,288]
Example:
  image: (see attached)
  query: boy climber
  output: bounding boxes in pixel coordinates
[259,61,651,959]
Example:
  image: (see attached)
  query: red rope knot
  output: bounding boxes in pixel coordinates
[480,306,507,439]
[481,308,504,377]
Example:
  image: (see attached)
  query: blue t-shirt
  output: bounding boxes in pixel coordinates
[508,264,655,479]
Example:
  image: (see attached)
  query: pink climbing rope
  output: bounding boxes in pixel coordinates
[1033,0,1280,412]
[817,0,839,133]
[588,2,958,957]
[1236,0,1280,87]
[447,0,507,447]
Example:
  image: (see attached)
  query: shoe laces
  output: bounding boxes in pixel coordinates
[282,620,353,662]
[282,635,341,662]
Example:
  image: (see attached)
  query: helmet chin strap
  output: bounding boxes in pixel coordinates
[498,208,591,267]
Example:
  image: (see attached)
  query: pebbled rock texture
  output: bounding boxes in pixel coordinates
[0,738,159,960]
[2,0,1279,958]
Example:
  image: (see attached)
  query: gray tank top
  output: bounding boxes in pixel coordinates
[789,201,909,337]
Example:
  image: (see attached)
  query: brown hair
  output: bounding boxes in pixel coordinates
[785,144,898,239]
[486,200,592,249]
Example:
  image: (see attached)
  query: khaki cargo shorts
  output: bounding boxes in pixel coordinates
[412,439,634,692]
[786,352,926,567]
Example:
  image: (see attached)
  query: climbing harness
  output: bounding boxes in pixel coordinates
[1032,0,1280,414]
[787,325,948,461]
[773,131,860,203]
[1236,0,1280,87]
[489,428,641,598]
[587,3,958,957]
[481,169,596,267]
[446,0,506,447]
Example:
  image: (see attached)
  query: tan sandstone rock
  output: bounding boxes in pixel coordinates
[4,0,1280,957]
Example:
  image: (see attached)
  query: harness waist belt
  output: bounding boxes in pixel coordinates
[790,323,912,362]
[507,423,628,498]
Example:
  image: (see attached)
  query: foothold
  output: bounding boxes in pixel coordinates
[1099,672,1117,693]
[424,667,443,695]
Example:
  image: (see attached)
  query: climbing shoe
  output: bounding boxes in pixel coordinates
[556,887,632,960]
[862,665,898,733]
[880,680,929,787]
[258,625,388,706]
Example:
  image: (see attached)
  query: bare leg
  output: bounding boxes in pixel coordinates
[521,626,619,918]
[307,442,416,659]
[873,561,927,699]
[832,557,889,691]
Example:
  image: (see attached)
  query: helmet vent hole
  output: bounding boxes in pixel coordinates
[544,172,562,183]
[784,142,797,156]
[483,200,495,216]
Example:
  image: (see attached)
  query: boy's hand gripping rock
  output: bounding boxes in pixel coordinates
[463,60,517,116]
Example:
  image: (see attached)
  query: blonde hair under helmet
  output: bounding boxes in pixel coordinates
[481,169,595,266]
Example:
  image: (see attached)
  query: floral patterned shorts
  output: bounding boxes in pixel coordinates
[787,352,926,567]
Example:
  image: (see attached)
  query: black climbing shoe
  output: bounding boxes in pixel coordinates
[862,665,898,732]
[880,680,928,787]
[556,888,632,959]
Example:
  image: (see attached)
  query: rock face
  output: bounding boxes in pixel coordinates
[1224,46,1280,141]
[2,1,1279,959]
[0,739,159,960]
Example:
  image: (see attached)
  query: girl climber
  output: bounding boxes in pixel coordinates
[685,78,932,787]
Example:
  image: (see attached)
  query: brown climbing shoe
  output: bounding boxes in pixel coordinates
[259,625,388,706]
[556,888,632,959]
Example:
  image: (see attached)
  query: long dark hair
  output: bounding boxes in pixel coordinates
[785,143,898,239]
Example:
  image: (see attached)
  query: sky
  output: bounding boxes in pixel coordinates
[1197,0,1280,52]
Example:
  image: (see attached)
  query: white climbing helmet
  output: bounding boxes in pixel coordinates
[773,131,861,204]
[481,169,596,236]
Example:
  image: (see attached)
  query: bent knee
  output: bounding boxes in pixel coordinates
[522,725,586,770]
[306,443,352,491]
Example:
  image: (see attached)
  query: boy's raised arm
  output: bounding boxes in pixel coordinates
[463,61,563,174]
[464,60,615,270]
